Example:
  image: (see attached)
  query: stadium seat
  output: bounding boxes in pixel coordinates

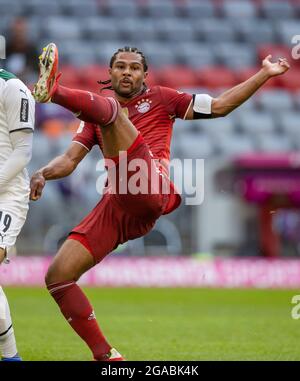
[26,0,62,16]
[214,43,257,69]
[0,15,14,35]
[277,69,300,91]
[78,65,110,92]
[142,0,177,18]
[176,133,214,159]
[216,133,256,156]
[0,0,25,16]
[58,65,82,88]
[116,19,158,42]
[31,131,57,168]
[237,110,275,134]
[183,0,216,18]
[144,68,160,88]
[221,0,257,18]
[195,19,237,43]
[196,67,237,89]
[260,0,294,19]
[255,133,293,153]
[155,19,195,42]
[276,20,300,45]
[79,65,109,82]
[43,17,82,40]
[83,17,120,41]
[142,43,179,67]
[257,44,291,63]
[20,16,43,42]
[293,90,300,110]
[256,90,294,111]
[103,0,140,17]
[234,19,275,44]
[62,0,100,17]
[157,66,197,89]
[58,40,98,66]
[276,111,300,135]
[197,116,236,137]
[176,42,216,68]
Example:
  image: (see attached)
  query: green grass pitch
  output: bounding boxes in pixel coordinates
[4,287,300,361]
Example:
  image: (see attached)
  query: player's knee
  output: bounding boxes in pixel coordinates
[45,262,80,287]
[45,264,70,286]
[44,265,57,286]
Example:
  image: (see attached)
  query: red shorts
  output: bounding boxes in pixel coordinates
[68,134,180,264]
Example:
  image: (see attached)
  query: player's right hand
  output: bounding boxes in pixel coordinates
[30,171,46,201]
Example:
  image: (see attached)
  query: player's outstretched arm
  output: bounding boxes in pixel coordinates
[184,55,290,120]
[30,142,88,201]
[211,55,290,117]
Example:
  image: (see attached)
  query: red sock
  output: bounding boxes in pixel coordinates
[52,85,119,126]
[47,281,111,360]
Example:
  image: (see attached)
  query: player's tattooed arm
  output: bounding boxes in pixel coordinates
[210,55,290,117]
[30,142,88,201]
[185,55,290,119]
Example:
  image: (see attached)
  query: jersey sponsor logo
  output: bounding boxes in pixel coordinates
[20,98,29,122]
[135,98,152,114]
[19,88,27,96]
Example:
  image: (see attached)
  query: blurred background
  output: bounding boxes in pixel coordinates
[1,0,300,260]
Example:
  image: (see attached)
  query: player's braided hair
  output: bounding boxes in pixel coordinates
[98,46,148,92]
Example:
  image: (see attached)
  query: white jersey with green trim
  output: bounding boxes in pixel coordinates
[0,69,35,205]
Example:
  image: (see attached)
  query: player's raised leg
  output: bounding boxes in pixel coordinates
[32,43,138,157]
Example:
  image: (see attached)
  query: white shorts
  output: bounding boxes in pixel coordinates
[0,204,28,256]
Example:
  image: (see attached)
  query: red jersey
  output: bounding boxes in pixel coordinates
[73,86,192,163]
[73,86,192,214]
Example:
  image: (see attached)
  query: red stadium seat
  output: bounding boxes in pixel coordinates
[257,44,291,63]
[196,67,237,89]
[277,68,300,91]
[156,66,197,89]
[78,65,110,92]
[144,67,160,88]
[59,65,81,89]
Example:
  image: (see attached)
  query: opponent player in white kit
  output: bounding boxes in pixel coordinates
[0,69,35,361]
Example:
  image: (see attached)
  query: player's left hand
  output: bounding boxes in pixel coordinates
[262,55,290,77]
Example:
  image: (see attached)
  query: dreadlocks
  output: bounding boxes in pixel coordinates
[98,46,148,92]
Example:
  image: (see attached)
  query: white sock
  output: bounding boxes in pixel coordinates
[0,286,18,358]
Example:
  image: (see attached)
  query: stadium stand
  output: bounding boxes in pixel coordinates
[1,0,299,254]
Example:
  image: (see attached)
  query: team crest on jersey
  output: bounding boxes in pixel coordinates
[135,99,152,114]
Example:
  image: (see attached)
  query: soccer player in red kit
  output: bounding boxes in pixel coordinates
[30,43,289,360]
